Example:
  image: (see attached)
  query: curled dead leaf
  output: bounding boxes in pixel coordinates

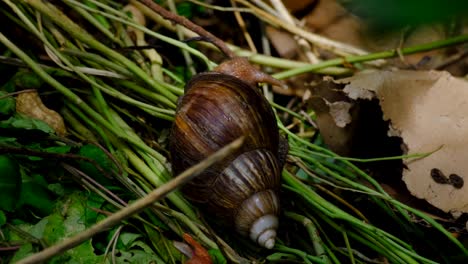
[335,70,468,217]
[16,90,66,136]
[307,80,358,155]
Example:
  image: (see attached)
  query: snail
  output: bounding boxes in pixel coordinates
[170,57,288,249]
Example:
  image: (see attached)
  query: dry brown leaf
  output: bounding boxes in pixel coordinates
[304,0,366,49]
[182,233,212,264]
[336,70,468,217]
[16,90,66,136]
[303,0,448,66]
[308,81,358,155]
[283,0,317,15]
[265,26,298,59]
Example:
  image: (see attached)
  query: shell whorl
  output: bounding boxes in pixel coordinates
[235,190,280,248]
[250,214,278,249]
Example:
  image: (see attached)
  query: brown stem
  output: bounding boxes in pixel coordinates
[62,162,128,207]
[0,89,37,100]
[138,0,236,59]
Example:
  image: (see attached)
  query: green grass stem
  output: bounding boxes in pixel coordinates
[274,34,468,79]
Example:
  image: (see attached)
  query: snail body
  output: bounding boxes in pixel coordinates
[170,58,287,249]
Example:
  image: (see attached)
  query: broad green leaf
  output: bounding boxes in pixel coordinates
[144,223,182,262]
[0,155,21,211]
[26,145,72,161]
[48,183,66,196]
[0,136,18,144]
[78,144,115,184]
[110,250,160,264]
[110,241,165,264]
[10,220,49,262]
[119,232,142,250]
[83,0,111,29]
[131,240,158,254]
[84,192,105,228]
[0,91,15,115]
[49,239,103,264]
[49,193,103,263]
[0,210,6,227]
[14,71,43,89]
[10,243,35,263]
[209,248,227,264]
[176,2,195,18]
[19,174,55,216]
[0,114,54,134]
[42,212,65,244]
[45,145,72,154]
[11,192,103,263]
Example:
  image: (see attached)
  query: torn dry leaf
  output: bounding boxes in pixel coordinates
[16,90,66,136]
[336,70,468,216]
[308,81,358,155]
[266,26,298,59]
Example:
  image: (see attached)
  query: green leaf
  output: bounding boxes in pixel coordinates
[50,193,103,263]
[0,155,21,211]
[26,145,72,161]
[84,192,105,227]
[14,71,44,89]
[114,240,165,263]
[0,136,18,144]
[83,0,111,29]
[0,210,6,227]
[78,144,115,184]
[45,145,72,154]
[48,183,66,196]
[176,2,195,18]
[112,249,163,263]
[119,232,142,250]
[12,202,103,264]
[10,243,35,263]
[209,248,227,264]
[0,91,15,116]
[19,174,55,215]
[144,224,182,262]
[0,114,54,134]
[1,70,43,93]
[12,192,104,263]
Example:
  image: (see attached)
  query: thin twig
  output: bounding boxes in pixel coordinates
[187,0,253,13]
[231,0,257,53]
[269,0,319,63]
[138,0,235,59]
[62,163,127,207]
[0,89,37,99]
[15,136,244,264]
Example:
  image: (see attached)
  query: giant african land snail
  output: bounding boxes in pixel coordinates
[170,57,288,249]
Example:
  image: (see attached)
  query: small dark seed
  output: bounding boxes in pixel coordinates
[430,168,448,184]
[449,174,464,189]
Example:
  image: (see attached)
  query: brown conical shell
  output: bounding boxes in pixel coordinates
[170,71,284,248]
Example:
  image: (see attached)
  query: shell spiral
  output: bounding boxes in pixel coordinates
[170,71,285,248]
